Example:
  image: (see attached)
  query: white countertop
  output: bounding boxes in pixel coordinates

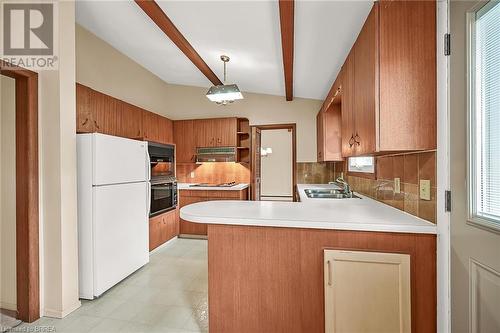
[178,183,249,191]
[180,184,437,234]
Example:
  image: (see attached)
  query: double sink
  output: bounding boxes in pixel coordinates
[304,188,361,199]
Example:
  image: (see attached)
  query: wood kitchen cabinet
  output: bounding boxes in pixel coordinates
[174,117,248,163]
[174,120,197,163]
[324,250,411,332]
[76,83,174,145]
[179,189,248,236]
[149,208,179,251]
[118,103,143,139]
[76,84,95,133]
[335,1,436,157]
[317,103,343,162]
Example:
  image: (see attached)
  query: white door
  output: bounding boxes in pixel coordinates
[93,133,148,185]
[450,1,500,331]
[93,182,149,297]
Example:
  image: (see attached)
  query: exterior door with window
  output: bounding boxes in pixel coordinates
[450,1,500,331]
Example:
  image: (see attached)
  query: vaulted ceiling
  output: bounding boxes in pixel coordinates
[76,0,372,101]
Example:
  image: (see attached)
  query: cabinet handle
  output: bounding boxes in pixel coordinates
[82,118,89,126]
[327,260,332,286]
[94,120,100,130]
[349,134,355,148]
[354,132,360,146]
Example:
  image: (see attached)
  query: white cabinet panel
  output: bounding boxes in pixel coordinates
[324,250,411,333]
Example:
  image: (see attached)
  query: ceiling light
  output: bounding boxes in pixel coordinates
[206,55,243,105]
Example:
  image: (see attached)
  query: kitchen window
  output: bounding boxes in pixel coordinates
[347,156,375,174]
[467,1,500,230]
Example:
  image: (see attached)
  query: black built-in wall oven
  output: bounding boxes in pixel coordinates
[148,142,177,217]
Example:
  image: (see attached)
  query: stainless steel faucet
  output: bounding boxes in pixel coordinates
[335,177,352,196]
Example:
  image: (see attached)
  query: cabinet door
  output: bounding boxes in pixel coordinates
[341,50,356,157]
[142,111,160,143]
[317,111,325,162]
[76,84,95,133]
[353,3,378,156]
[324,104,343,161]
[174,120,196,163]
[179,196,208,235]
[163,208,179,242]
[217,118,237,146]
[158,117,173,144]
[94,92,120,136]
[378,0,436,151]
[119,103,143,139]
[324,250,411,333]
[149,214,164,251]
[195,119,216,148]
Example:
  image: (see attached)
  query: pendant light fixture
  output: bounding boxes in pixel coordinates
[206,55,244,105]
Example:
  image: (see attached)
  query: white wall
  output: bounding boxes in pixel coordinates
[261,129,293,197]
[38,0,80,318]
[76,25,322,162]
[0,75,17,311]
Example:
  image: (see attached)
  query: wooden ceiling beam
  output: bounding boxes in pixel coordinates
[278,0,295,101]
[135,0,222,86]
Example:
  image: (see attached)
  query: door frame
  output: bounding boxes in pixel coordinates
[1,61,40,322]
[436,1,450,332]
[253,124,297,201]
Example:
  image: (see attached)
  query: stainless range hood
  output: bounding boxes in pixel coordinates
[196,147,236,163]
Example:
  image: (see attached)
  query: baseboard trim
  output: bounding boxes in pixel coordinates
[179,234,208,240]
[0,301,17,312]
[43,300,81,319]
[149,236,178,254]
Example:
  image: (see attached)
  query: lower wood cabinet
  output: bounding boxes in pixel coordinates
[179,189,248,236]
[149,208,179,251]
[324,250,411,333]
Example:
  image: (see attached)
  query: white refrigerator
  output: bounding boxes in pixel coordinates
[77,133,150,299]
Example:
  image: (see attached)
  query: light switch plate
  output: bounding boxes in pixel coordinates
[190,171,195,179]
[419,179,431,200]
[394,178,401,194]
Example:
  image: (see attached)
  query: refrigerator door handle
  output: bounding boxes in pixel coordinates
[147,182,151,216]
[146,146,151,182]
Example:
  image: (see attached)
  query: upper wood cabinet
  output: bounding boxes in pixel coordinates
[336,1,436,157]
[76,84,95,133]
[118,103,143,139]
[76,83,174,145]
[174,120,196,163]
[317,103,343,162]
[193,118,237,148]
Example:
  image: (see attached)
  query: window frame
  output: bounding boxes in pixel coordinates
[346,156,376,180]
[466,1,500,232]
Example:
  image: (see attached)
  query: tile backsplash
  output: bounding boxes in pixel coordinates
[296,151,437,223]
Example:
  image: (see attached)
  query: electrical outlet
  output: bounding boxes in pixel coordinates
[419,179,431,200]
[190,171,195,179]
[394,178,401,194]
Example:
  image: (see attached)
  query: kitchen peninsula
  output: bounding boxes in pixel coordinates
[180,191,437,333]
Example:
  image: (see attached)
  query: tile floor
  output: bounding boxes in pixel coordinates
[19,238,208,333]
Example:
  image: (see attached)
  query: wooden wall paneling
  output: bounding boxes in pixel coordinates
[278,0,295,101]
[353,3,378,156]
[119,103,143,139]
[1,62,40,322]
[174,120,196,162]
[207,225,437,333]
[76,83,95,133]
[378,0,436,151]
[341,51,355,158]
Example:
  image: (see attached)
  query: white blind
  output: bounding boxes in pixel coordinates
[474,2,500,223]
